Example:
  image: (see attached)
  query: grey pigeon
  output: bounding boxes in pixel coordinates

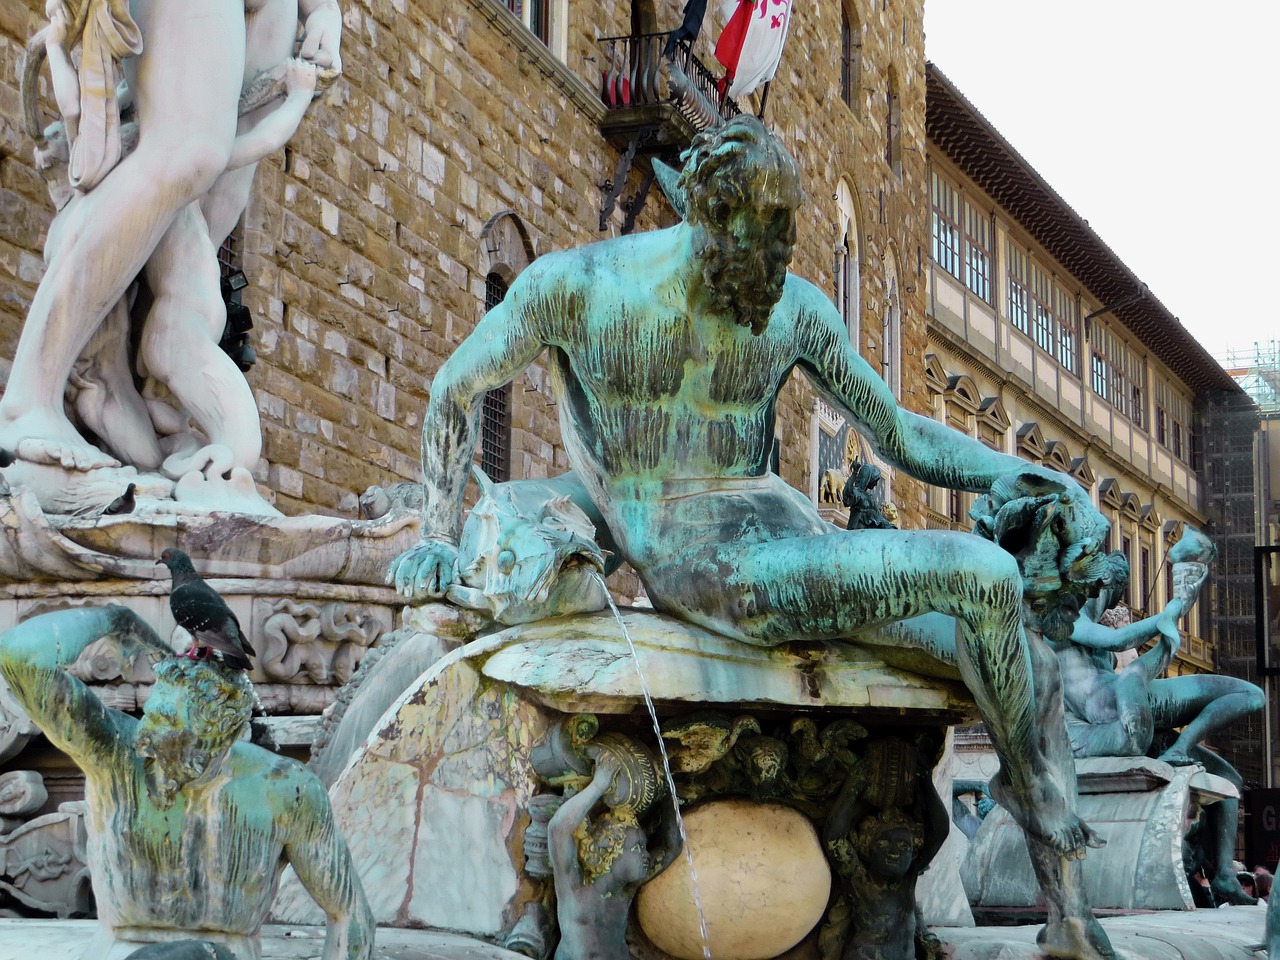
[158,548,255,671]
[103,482,137,516]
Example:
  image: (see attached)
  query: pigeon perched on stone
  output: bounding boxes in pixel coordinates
[102,482,137,516]
[158,548,255,671]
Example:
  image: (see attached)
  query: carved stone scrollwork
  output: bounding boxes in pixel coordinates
[0,682,42,766]
[257,600,388,685]
[0,796,93,918]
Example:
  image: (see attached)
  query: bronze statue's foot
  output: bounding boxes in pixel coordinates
[1037,914,1116,960]
[1211,876,1259,906]
[989,770,1103,859]
[1155,748,1197,767]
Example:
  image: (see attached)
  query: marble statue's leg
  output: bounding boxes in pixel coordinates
[140,205,261,470]
[1148,675,1265,766]
[0,0,245,468]
[662,528,1093,859]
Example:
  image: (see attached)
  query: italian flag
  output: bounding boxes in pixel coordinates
[714,0,794,99]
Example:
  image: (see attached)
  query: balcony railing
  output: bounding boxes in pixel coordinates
[598,32,740,131]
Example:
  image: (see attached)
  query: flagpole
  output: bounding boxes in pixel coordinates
[756,81,771,120]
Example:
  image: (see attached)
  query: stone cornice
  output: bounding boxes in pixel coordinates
[466,0,607,125]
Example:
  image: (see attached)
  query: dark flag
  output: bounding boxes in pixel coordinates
[664,0,710,56]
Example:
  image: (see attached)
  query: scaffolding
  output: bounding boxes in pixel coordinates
[1200,384,1264,786]
[1221,340,1280,416]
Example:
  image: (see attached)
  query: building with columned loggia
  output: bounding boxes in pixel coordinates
[923,64,1262,787]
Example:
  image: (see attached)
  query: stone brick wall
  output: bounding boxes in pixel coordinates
[0,0,930,527]
[0,1,50,382]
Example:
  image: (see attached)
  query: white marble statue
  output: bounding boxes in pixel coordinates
[0,0,342,516]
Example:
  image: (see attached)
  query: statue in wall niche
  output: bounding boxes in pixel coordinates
[1052,526,1265,907]
[841,460,897,531]
[529,717,682,960]
[0,0,342,516]
[393,113,1116,958]
[0,606,374,959]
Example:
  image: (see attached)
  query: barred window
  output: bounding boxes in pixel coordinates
[963,202,991,303]
[480,273,513,481]
[931,173,961,280]
[1007,241,1029,334]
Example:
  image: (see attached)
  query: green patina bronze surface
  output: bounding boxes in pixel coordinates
[0,607,374,960]
[1054,526,1265,907]
[391,115,1118,959]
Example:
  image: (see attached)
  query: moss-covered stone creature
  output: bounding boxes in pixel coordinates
[0,606,374,960]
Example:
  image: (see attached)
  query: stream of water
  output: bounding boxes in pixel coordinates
[596,578,713,960]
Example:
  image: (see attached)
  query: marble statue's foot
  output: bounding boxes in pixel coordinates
[1155,748,1197,766]
[0,410,119,471]
[989,769,1104,859]
[1211,876,1259,906]
[1037,914,1116,960]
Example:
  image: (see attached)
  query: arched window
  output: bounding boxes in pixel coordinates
[477,211,536,482]
[840,4,862,113]
[835,179,861,350]
[882,249,902,400]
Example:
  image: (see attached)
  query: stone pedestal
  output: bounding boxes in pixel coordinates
[962,756,1238,912]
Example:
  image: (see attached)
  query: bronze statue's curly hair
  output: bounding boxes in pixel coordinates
[151,656,254,748]
[678,115,804,227]
[676,116,804,335]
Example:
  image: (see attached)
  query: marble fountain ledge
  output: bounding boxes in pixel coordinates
[478,607,977,716]
[2,907,1268,960]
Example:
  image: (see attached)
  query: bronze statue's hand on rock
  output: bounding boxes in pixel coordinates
[389,538,459,601]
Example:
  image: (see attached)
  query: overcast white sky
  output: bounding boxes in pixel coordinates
[923,1,1278,365]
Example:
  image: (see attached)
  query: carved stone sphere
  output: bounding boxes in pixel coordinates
[636,799,830,960]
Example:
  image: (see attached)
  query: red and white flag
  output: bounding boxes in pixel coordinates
[714,0,793,99]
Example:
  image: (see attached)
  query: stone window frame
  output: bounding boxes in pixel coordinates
[881,246,902,401]
[840,1,864,115]
[477,211,537,483]
[835,178,863,350]
[885,66,902,180]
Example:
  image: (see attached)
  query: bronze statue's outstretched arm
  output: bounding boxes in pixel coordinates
[792,284,1067,494]
[282,773,376,960]
[0,606,167,767]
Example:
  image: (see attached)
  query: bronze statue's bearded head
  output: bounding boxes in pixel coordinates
[134,658,254,806]
[679,115,804,334]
